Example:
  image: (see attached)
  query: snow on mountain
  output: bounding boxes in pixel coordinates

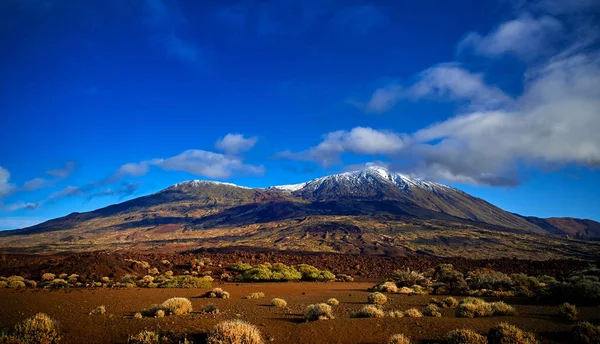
[170,180,250,189]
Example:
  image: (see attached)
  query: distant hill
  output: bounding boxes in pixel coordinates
[1,165,599,259]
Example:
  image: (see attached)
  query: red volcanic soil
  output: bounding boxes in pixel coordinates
[1,282,598,344]
[0,251,593,282]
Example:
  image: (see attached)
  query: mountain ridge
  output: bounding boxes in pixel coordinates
[1,165,599,258]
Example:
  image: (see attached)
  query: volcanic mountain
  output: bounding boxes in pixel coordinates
[1,166,599,259]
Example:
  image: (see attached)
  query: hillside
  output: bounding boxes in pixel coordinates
[1,166,599,259]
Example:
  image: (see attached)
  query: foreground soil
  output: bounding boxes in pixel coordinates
[1,282,598,344]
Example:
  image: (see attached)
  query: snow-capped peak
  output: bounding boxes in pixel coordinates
[171,180,250,189]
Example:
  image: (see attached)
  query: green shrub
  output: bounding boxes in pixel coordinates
[351,305,384,318]
[296,264,335,281]
[305,303,334,321]
[207,320,263,344]
[159,275,213,288]
[432,264,468,295]
[571,322,600,344]
[230,262,253,272]
[13,313,60,344]
[487,322,538,344]
[446,329,487,344]
[367,292,387,305]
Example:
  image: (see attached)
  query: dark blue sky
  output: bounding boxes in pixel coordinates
[1,0,599,229]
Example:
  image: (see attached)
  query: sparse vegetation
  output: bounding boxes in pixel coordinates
[207,320,264,344]
[327,298,339,306]
[271,298,287,308]
[388,334,410,344]
[305,303,334,321]
[455,298,515,318]
[558,303,578,321]
[128,330,160,344]
[571,322,600,344]
[367,292,388,305]
[160,297,192,316]
[89,305,106,315]
[351,305,384,318]
[10,313,61,344]
[203,288,230,299]
[487,322,538,344]
[404,308,423,318]
[245,292,265,299]
[446,329,487,344]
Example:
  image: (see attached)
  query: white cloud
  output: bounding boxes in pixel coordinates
[48,186,84,200]
[278,127,407,167]
[22,177,49,191]
[0,166,16,198]
[3,201,40,212]
[109,162,150,182]
[215,133,258,155]
[365,65,512,113]
[45,161,76,178]
[153,149,265,178]
[457,15,564,59]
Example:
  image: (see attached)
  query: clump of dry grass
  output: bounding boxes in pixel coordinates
[424,304,442,317]
[203,288,230,299]
[397,287,413,294]
[455,298,515,318]
[559,303,578,321]
[487,322,539,344]
[89,305,106,316]
[161,297,192,316]
[155,310,165,318]
[446,329,487,344]
[271,298,287,308]
[128,330,160,344]
[206,320,264,344]
[203,303,219,314]
[388,334,410,344]
[133,312,143,319]
[41,273,55,281]
[404,308,423,318]
[387,310,404,318]
[371,281,398,293]
[245,292,265,299]
[12,313,61,344]
[429,297,458,308]
[305,303,335,321]
[351,305,384,318]
[327,298,339,306]
[368,292,388,305]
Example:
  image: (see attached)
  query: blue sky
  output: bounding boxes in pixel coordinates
[1,0,599,230]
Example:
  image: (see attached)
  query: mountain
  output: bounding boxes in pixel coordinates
[1,166,599,259]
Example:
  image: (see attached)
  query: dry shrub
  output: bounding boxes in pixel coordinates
[368,292,388,305]
[8,281,25,289]
[424,304,442,317]
[398,287,413,294]
[41,273,55,281]
[13,313,60,344]
[203,303,219,314]
[128,330,160,344]
[155,310,165,318]
[443,297,459,308]
[388,334,410,344]
[371,281,398,293]
[456,298,515,318]
[327,298,339,306]
[559,303,578,321]
[271,298,287,308]
[387,310,404,318]
[491,302,516,316]
[446,329,487,344]
[404,308,423,318]
[245,292,265,299]
[161,297,192,316]
[0,281,7,288]
[207,320,263,344]
[89,305,106,316]
[571,322,600,344]
[305,303,335,321]
[204,288,230,299]
[133,313,143,319]
[352,305,384,318]
[487,323,538,344]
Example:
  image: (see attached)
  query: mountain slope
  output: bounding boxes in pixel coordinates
[1,166,598,259]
